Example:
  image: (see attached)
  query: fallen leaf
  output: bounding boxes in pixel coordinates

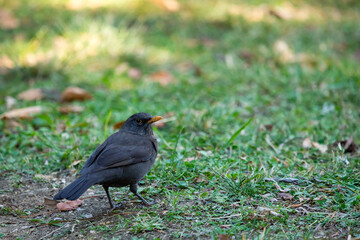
[302,138,327,153]
[58,105,84,114]
[289,203,303,208]
[268,8,291,20]
[4,119,24,129]
[332,138,358,154]
[260,193,277,202]
[274,40,295,62]
[302,138,312,148]
[218,234,231,240]
[128,68,142,79]
[1,106,42,119]
[56,122,67,133]
[0,9,19,29]
[277,192,294,201]
[115,63,129,74]
[195,177,206,183]
[72,160,83,166]
[149,71,175,86]
[113,120,126,130]
[150,0,180,12]
[257,207,281,217]
[18,88,43,101]
[273,155,280,163]
[61,87,92,102]
[5,96,16,109]
[57,199,83,212]
[264,124,273,131]
[239,50,254,63]
[44,197,59,206]
[312,142,327,153]
[184,156,196,162]
[0,55,14,73]
[219,225,231,229]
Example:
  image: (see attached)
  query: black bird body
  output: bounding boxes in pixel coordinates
[53,112,162,209]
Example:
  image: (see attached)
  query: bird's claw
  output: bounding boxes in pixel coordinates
[107,202,124,214]
[142,199,158,206]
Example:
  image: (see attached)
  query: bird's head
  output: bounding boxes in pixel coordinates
[121,112,163,136]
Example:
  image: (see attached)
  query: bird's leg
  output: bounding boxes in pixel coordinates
[130,184,156,205]
[103,185,122,210]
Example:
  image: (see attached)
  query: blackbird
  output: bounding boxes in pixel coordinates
[53,112,163,209]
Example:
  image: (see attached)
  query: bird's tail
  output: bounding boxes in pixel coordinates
[53,175,95,200]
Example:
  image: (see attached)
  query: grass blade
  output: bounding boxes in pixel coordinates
[224,118,253,148]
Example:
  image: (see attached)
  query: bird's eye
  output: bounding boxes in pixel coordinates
[136,119,142,125]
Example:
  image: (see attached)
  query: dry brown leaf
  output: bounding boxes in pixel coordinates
[61,87,92,102]
[128,68,142,79]
[0,9,19,29]
[72,160,83,166]
[58,105,84,114]
[273,156,280,163]
[289,203,303,208]
[332,138,358,154]
[115,63,129,74]
[277,192,294,201]
[57,199,83,212]
[184,157,196,162]
[302,138,312,148]
[149,71,175,86]
[0,55,14,74]
[150,0,180,12]
[56,122,67,133]
[4,119,24,129]
[274,40,295,62]
[18,88,44,101]
[257,207,281,217]
[219,225,231,229]
[302,138,327,153]
[239,50,254,63]
[264,124,273,131]
[1,106,42,119]
[311,142,328,153]
[44,197,59,206]
[113,120,126,130]
[218,234,232,240]
[195,177,206,183]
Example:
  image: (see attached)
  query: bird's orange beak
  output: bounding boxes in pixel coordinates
[147,116,163,124]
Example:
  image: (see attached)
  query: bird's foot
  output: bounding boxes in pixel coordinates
[141,199,158,206]
[106,202,125,214]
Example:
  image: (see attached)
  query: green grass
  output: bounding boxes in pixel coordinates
[1,0,360,238]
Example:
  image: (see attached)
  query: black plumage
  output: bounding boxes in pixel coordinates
[53,112,163,209]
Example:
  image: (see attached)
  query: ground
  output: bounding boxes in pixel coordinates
[1,0,360,239]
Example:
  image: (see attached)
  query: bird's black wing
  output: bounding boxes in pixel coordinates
[92,142,155,170]
[80,141,107,174]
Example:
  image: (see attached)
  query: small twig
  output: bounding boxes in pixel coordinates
[71,224,76,233]
[265,135,279,154]
[211,213,242,220]
[20,210,58,218]
[40,223,69,240]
